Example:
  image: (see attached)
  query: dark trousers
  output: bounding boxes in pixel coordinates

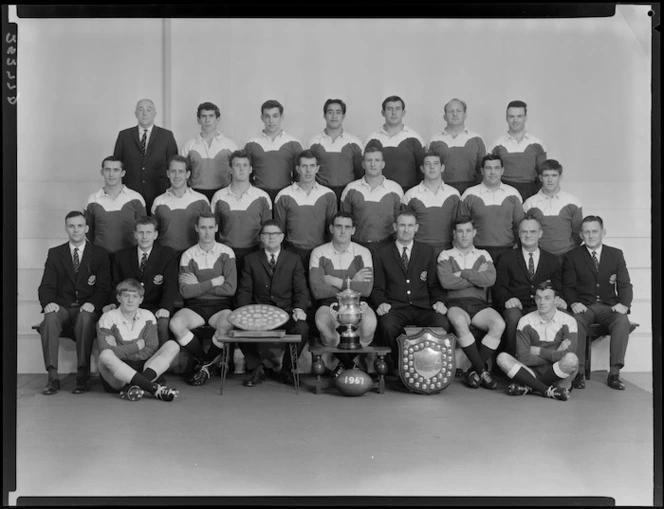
[501,306,536,356]
[239,318,309,372]
[376,306,450,362]
[502,179,541,202]
[573,302,631,370]
[39,306,98,374]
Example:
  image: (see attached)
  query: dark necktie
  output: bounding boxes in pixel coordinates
[592,250,599,272]
[139,252,148,275]
[528,252,535,280]
[269,254,276,271]
[140,129,148,158]
[72,247,80,273]
[401,246,409,269]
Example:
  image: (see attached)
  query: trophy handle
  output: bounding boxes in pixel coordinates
[329,302,339,321]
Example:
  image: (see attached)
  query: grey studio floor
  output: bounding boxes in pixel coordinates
[12,369,654,506]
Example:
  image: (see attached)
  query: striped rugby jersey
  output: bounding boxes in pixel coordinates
[211,184,272,250]
[309,241,373,306]
[151,187,211,253]
[340,177,403,243]
[85,186,146,253]
[274,183,337,251]
[428,129,486,184]
[460,183,524,247]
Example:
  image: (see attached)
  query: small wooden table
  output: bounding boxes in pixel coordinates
[309,345,392,394]
[213,330,302,395]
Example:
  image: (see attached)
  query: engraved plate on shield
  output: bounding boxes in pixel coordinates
[397,327,457,395]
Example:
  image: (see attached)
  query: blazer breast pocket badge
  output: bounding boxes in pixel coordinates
[609,274,617,285]
[153,274,164,286]
[420,271,427,282]
[87,275,96,286]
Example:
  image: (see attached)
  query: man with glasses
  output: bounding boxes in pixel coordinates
[234,220,310,387]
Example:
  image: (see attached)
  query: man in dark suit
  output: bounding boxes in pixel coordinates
[493,214,566,358]
[562,215,633,390]
[113,98,178,212]
[103,216,179,346]
[37,211,112,395]
[371,209,450,370]
[235,219,310,387]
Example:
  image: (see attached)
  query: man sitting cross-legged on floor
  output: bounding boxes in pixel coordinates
[437,215,504,390]
[169,212,237,386]
[96,279,180,401]
[496,280,579,401]
[309,211,377,378]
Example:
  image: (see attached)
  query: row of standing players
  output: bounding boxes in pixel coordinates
[36,98,633,401]
[114,96,546,214]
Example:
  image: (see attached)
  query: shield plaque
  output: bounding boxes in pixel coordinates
[397,327,457,395]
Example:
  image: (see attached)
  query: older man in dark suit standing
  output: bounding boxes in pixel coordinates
[113,98,178,212]
[234,219,310,388]
[104,216,179,346]
[493,214,565,356]
[37,211,112,395]
[371,209,450,371]
[563,215,633,390]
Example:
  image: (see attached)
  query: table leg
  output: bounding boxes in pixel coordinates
[289,343,299,395]
[375,354,388,395]
[219,343,231,396]
[311,353,325,394]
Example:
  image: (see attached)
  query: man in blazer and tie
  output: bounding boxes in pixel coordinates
[371,209,450,371]
[562,215,633,390]
[104,216,179,346]
[234,219,310,387]
[113,98,178,212]
[493,214,566,360]
[37,211,112,395]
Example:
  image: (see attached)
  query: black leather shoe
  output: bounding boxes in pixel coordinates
[607,374,625,391]
[42,378,60,396]
[572,373,586,390]
[72,382,89,394]
[243,366,266,387]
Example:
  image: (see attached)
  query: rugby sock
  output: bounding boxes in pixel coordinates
[539,363,568,386]
[462,344,486,374]
[479,335,501,363]
[129,372,158,394]
[509,366,549,394]
[182,336,205,363]
[203,344,223,364]
[142,368,157,382]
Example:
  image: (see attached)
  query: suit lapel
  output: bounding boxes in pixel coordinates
[146,126,159,158]
[61,244,77,286]
[582,248,599,278]
[392,243,407,276]
[131,126,141,152]
[76,242,94,283]
[261,251,274,277]
[130,247,141,278]
[516,251,530,278]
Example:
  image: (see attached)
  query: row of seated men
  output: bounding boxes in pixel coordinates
[112,95,548,216]
[37,199,633,402]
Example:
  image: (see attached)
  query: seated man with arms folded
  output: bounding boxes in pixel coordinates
[496,281,578,401]
[309,211,376,378]
[97,279,180,402]
[437,215,504,390]
[169,212,237,387]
